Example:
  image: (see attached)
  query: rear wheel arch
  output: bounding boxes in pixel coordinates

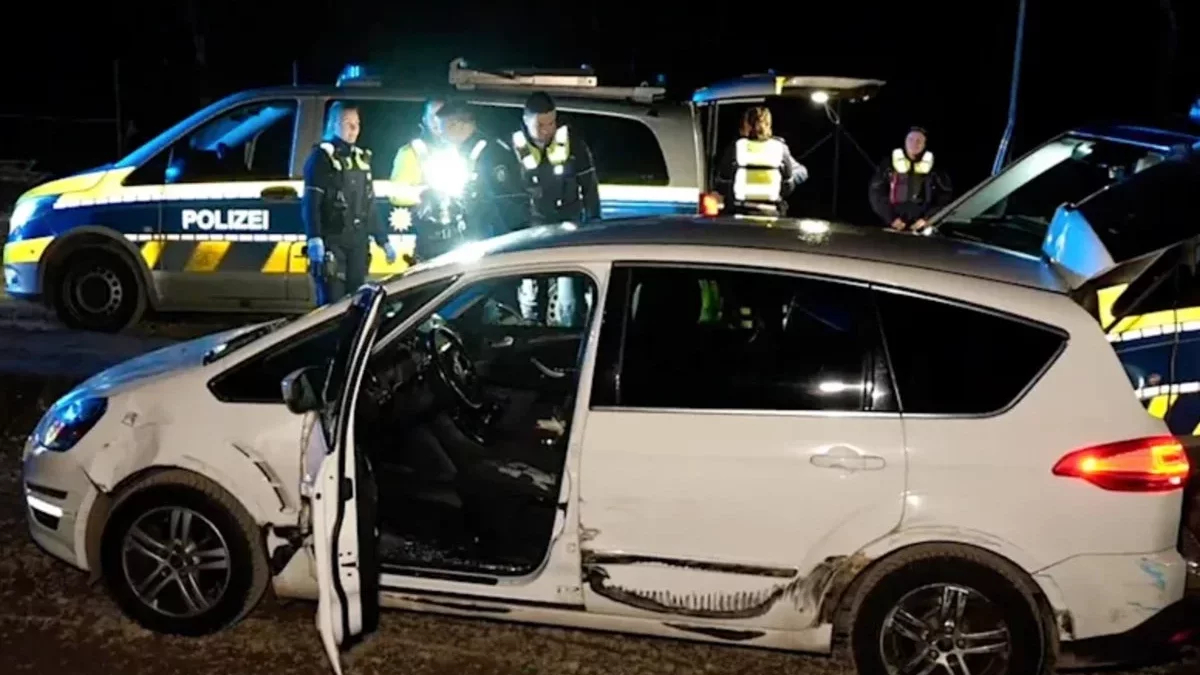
[827,541,1060,672]
[39,227,158,309]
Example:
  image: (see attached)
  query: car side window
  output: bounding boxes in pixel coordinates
[210,277,454,403]
[127,99,300,186]
[600,265,876,411]
[325,98,424,177]
[209,320,341,403]
[875,290,1066,414]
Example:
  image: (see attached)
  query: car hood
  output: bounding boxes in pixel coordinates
[72,323,267,397]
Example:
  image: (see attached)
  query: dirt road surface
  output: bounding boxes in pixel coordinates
[0,298,1196,674]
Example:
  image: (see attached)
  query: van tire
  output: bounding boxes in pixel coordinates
[842,544,1056,675]
[52,246,146,332]
[99,470,270,636]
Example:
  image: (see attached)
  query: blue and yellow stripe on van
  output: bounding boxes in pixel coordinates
[3,163,699,299]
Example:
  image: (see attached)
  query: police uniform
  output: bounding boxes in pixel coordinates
[509,124,599,327]
[715,136,805,217]
[404,133,526,262]
[868,148,952,227]
[302,138,388,305]
[511,125,601,225]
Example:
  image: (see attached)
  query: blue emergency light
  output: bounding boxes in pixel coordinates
[337,64,382,87]
[1190,97,1199,124]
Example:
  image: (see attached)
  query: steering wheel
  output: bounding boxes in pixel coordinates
[426,324,484,411]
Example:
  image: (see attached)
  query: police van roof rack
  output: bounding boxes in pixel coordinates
[448,58,666,104]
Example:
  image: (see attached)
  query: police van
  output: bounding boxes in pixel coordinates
[1,59,882,331]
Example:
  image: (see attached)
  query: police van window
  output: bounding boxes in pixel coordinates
[875,290,1065,415]
[325,99,423,177]
[467,104,669,186]
[606,265,875,411]
[1077,156,1200,263]
[126,100,298,186]
[559,112,668,185]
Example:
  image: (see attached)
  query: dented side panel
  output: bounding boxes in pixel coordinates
[576,409,906,631]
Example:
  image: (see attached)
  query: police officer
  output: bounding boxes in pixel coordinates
[714,106,807,217]
[410,101,525,261]
[302,102,396,306]
[511,92,599,326]
[868,126,952,234]
[390,98,445,204]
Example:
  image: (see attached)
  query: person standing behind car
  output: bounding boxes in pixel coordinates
[868,126,952,234]
[714,106,807,217]
[510,92,599,326]
[302,102,396,306]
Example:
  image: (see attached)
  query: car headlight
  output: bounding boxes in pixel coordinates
[38,397,107,452]
[7,196,52,236]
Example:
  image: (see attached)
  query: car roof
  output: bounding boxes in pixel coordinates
[432,216,1069,294]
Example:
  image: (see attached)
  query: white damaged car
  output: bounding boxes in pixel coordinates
[21,217,1198,674]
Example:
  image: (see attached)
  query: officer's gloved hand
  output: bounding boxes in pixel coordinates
[382,242,397,264]
[307,237,325,266]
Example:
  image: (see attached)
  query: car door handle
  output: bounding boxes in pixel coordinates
[261,186,298,200]
[489,336,514,348]
[810,446,886,471]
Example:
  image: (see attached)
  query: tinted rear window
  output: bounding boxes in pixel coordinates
[877,290,1066,414]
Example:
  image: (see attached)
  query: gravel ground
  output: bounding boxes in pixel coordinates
[0,301,1198,674]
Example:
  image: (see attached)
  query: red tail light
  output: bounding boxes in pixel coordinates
[699,192,721,216]
[1052,436,1190,492]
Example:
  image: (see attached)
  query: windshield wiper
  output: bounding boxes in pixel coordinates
[202,318,288,364]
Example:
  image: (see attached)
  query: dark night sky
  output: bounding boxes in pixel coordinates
[1,0,1197,218]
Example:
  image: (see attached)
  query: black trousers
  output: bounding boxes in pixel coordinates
[312,234,370,306]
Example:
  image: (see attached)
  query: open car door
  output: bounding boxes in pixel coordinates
[290,285,386,675]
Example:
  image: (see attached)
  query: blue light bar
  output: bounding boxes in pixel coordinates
[337,64,381,87]
[1190,97,1199,124]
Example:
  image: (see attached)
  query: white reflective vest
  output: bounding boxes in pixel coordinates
[891,148,934,174]
[318,142,372,172]
[733,137,785,203]
[512,125,570,177]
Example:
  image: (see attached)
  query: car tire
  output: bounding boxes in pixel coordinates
[53,246,146,332]
[844,544,1056,675]
[100,470,270,636]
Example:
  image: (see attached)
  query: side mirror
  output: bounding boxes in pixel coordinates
[281,366,323,415]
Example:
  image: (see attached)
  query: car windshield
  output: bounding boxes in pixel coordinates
[202,317,293,365]
[935,136,1166,256]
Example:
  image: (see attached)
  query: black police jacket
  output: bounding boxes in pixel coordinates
[302,137,388,247]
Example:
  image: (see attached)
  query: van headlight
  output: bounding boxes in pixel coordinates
[38,397,107,451]
[7,196,52,235]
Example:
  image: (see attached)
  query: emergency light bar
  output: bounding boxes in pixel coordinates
[1190,97,1199,124]
[692,74,885,105]
[448,58,665,104]
[336,64,382,87]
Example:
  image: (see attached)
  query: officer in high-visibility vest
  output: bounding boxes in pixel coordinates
[302,102,396,306]
[868,126,952,234]
[410,101,526,261]
[390,98,445,202]
[715,106,807,217]
[511,92,600,327]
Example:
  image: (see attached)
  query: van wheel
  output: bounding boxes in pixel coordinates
[845,545,1055,675]
[100,471,270,636]
[53,247,145,332]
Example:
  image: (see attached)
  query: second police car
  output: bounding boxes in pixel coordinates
[2,59,883,332]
